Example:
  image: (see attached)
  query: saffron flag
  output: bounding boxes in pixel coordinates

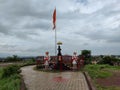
[53,8,56,30]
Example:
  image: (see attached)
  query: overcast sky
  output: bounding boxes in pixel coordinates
[0,0,120,57]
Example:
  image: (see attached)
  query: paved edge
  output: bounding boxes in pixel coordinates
[20,75,27,90]
[83,72,96,90]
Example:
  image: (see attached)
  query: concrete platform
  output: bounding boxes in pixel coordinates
[21,65,89,90]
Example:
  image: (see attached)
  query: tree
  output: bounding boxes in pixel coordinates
[98,56,120,66]
[81,50,91,64]
[5,55,20,62]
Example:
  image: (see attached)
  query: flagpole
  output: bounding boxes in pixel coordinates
[52,8,57,57]
[55,27,57,56]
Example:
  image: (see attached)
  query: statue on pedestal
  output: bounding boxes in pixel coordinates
[54,41,71,71]
[56,45,63,71]
[44,52,50,70]
[72,52,78,70]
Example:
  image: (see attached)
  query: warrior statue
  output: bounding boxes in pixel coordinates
[72,52,78,70]
[44,52,50,70]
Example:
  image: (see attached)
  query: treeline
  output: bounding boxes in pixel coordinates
[1,55,36,62]
[98,56,120,66]
[80,50,120,66]
[5,55,21,62]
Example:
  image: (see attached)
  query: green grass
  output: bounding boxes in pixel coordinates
[0,66,21,90]
[84,64,113,79]
[0,61,35,90]
[84,64,120,90]
[20,60,36,67]
[97,85,120,90]
[0,68,3,78]
[103,65,120,71]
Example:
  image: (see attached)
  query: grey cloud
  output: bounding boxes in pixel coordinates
[75,28,120,44]
[0,0,120,56]
[106,28,120,43]
[83,43,89,46]
[72,1,120,43]
[0,44,16,48]
[13,30,40,40]
[0,0,52,20]
[24,20,51,30]
[0,0,52,39]
[0,24,10,35]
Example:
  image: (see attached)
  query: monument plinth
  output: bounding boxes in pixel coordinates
[55,41,71,71]
[56,41,63,71]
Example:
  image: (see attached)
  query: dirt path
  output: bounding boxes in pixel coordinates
[21,65,89,90]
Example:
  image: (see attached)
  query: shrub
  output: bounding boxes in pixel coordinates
[2,65,20,78]
[98,56,120,65]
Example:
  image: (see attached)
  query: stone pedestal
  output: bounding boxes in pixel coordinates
[56,45,63,71]
[55,42,71,71]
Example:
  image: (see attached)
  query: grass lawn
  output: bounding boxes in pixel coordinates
[84,64,120,90]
